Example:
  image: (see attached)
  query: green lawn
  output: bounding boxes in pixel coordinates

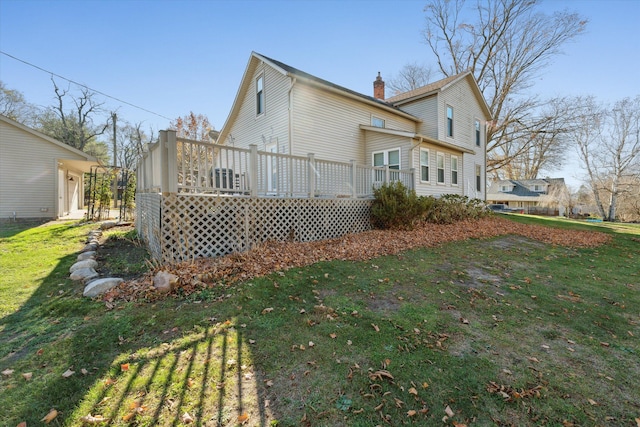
[0,217,638,426]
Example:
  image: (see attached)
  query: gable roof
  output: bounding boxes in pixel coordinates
[0,114,98,162]
[217,52,421,144]
[488,178,566,198]
[386,71,492,120]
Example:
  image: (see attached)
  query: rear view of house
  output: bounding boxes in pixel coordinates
[0,115,98,220]
[217,52,492,199]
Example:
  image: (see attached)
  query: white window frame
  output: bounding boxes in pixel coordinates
[371,116,385,128]
[256,73,265,117]
[500,185,511,192]
[437,152,445,184]
[451,155,458,186]
[372,147,401,169]
[475,119,481,146]
[419,148,430,182]
[476,164,482,192]
[446,105,454,138]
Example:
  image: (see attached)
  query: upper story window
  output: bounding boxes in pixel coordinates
[420,148,429,182]
[371,116,385,128]
[437,153,445,184]
[446,105,454,137]
[256,74,265,116]
[500,185,511,192]
[533,184,544,192]
[451,155,458,185]
[475,119,481,146]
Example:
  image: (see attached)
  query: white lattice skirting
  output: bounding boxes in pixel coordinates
[136,193,373,263]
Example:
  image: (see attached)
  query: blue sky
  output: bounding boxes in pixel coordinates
[1,0,638,186]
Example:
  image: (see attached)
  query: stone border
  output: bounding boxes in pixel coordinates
[69,221,124,298]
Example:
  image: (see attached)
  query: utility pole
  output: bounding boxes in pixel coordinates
[111,112,118,211]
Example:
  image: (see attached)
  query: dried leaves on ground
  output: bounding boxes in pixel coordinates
[105,217,610,302]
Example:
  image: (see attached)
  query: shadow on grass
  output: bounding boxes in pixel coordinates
[0,239,274,426]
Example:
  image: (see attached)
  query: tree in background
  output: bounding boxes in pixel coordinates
[0,81,36,124]
[571,96,640,221]
[170,111,213,141]
[420,0,587,177]
[386,63,433,96]
[36,79,110,151]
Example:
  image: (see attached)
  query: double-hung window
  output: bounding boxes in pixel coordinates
[451,155,458,185]
[373,148,400,169]
[256,74,264,116]
[446,105,454,137]
[420,148,429,182]
[476,164,482,192]
[437,153,445,184]
[475,119,481,146]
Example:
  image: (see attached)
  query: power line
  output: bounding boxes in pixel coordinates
[0,50,173,121]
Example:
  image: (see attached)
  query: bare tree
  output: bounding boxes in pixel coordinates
[116,122,151,170]
[387,62,433,96]
[422,0,587,175]
[170,111,213,141]
[38,79,110,151]
[572,96,640,221]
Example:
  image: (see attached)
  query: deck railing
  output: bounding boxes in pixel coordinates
[137,130,414,198]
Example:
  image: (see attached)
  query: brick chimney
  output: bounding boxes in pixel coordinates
[373,72,385,100]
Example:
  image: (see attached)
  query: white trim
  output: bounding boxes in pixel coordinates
[436,152,445,184]
[372,147,401,169]
[450,155,459,186]
[256,72,265,117]
[371,115,385,128]
[446,105,454,138]
[419,148,430,183]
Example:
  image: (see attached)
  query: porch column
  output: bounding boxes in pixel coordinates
[249,144,258,197]
[350,160,357,198]
[308,153,316,198]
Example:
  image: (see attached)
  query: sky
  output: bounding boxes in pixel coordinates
[1,0,639,187]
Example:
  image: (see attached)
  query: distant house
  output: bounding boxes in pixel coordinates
[0,115,98,220]
[487,178,568,215]
[217,52,492,199]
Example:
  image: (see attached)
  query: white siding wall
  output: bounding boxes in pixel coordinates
[223,61,291,154]
[439,78,488,199]
[292,83,416,163]
[0,120,87,219]
[412,143,464,197]
[396,96,438,139]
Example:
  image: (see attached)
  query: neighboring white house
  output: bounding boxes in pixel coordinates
[217,52,492,200]
[0,115,98,220]
[487,178,568,215]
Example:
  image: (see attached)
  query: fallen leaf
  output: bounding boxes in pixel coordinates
[80,414,109,424]
[408,387,418,396]
[17,422,26,427]
[527,356,540,363]
[635,417,640,427]
[22,372,32,381]
[187,378,194,388]
[460,317,469,325]
[41,409,58,424]
[587,398,598,406]
[600,342,610,347]
[1,368,14,376]
[62,369,75,378]
[445,405,455,418]
[329,333,337,339]
[120,363,129,371]
[265,379,274,387]
[122,412,135,422]
[238,413,249,424]
[104,378,115,386]
[372,323,380,332]
[308,341,315,347]
[347,340,352,346]
[181,412,194,423]
[422,382,429,389]
[36,348,44,356]
[81,368,89,375]
[262,307,274,314]
[407,409,417,417]
[249,339,256,344]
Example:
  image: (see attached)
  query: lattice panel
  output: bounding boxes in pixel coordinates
[156,195,373,263]
[135,192,162,260]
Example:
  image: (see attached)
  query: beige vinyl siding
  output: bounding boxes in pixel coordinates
[438,78,488,199]
[292,83,415,163]
[363,132,413,169]
[0,120,86,218]
[411,142,464,197]
[395,95,438,139]
[223,61,291,154]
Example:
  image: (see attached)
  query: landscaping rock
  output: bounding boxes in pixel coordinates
[100,221,118,230]
[81,243,99,253]
[77,251,96,261]
[70,267,99,282]
[70,259,98,273]
[153,271,178,293]
[83,278,123,298]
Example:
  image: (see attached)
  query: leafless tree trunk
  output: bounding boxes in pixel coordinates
[422,0,587,176]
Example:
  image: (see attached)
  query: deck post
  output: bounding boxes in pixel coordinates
[385,165,390,184]
[249,144,258,197]
[166,130,178,193]
[159,131,168,193]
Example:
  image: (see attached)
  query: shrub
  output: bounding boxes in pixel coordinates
[371,181,427,229]
[424,194,490,224]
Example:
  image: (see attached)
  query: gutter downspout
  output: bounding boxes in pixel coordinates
[288,76,297,155]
